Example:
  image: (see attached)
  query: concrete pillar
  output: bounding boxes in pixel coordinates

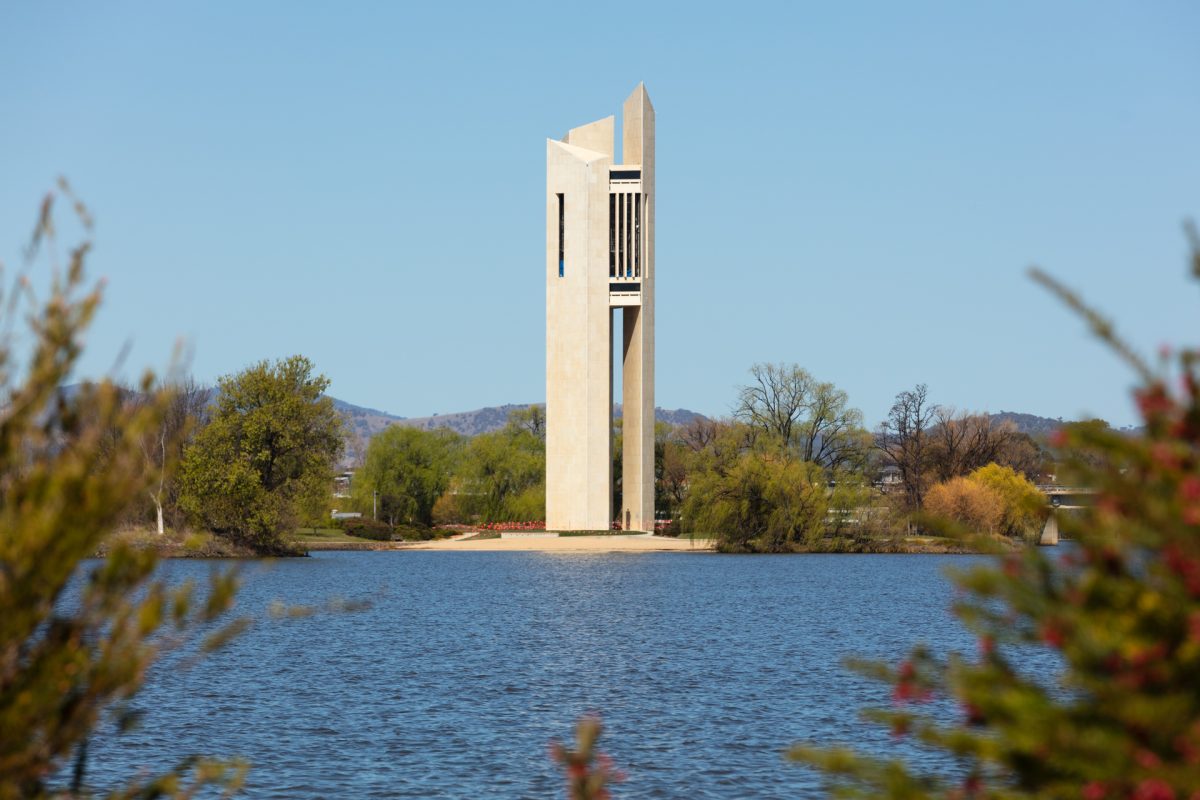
[1039,513,1059,546]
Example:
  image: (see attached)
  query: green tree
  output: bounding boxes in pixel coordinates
[353,426,461,526]
[507,404,546,441]
[826,475,879,541]
[791,239,1200,797]
[0,185,244,798]
[683,453,828,552]
[457,409,546,522]
[179,355,343,552]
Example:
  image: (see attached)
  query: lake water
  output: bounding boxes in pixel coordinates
[83,551,994,798]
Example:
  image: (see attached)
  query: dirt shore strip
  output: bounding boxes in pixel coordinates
[404,534,713,552]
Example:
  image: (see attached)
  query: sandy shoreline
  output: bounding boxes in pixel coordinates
[401,534,713,552]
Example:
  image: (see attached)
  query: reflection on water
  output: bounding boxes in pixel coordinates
[83,551,1007,798]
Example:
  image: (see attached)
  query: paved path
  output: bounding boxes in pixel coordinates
[404,534,712,552]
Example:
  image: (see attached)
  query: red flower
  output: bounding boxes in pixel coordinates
[1133,778,1175,800]
[1174,731,1200,764]
[1135,384,1174,421]
[1135,748,1163,769]
[1083,781,1108,800]
[1179,476,1200,503]
[1164,545,1200,596]
[1152,443,1181,470]
[1040,622,1065,648]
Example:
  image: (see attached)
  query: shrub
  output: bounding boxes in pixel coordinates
[341,517,394,541]
[392,524,450,542]
[923,476,1005,535]
[432,492,470,525]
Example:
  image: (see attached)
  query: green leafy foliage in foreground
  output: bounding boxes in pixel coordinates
[0,185,245,797]
[790,239,1200,797]
[179,355,343,553]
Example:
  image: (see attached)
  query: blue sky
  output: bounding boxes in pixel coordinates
[1,1,1197,427]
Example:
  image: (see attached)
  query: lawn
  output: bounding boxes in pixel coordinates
[293,527,363,544]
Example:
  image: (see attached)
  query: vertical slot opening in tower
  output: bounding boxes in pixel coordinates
[634,192,641,278]
[625,193,632,277]
[557,193,564,277]
[609,193,616,277]
[611,307,624,524]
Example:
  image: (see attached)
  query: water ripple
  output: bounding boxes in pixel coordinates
[79,551,1008,797]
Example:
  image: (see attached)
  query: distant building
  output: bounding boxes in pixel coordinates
[876,466,903,492]
[333,471,353,498]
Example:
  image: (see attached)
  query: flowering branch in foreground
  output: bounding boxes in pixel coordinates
[550,716,624,800]
[789,231,1200,798]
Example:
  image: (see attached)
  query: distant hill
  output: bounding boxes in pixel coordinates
[329,399,710,465]
[364,402,710,437]
[329,397,406,440]
[988,411,1067,436]
[397,404,530,437]
[637,405,709,428]
[988,411,1138,437]
[328,397,407,465]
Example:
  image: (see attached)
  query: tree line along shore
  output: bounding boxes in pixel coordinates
[104,355,1084,557]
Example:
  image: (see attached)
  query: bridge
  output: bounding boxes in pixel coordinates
[1034,486,1096,545]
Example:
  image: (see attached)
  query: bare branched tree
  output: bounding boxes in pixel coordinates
[678,417,722,452]
[735,362,813,451]
[736,363,867,470]
[136,377,211,533]
[875,383,936,509]
[799,382,868,472]
[926,408,1013,483]
[508,404,546,442]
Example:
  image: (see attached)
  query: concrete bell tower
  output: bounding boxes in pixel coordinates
[545,84,655,532]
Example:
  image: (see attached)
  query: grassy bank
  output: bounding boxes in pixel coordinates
[96,528,265,558]
[294,527,364,544]
[701,532,1014,554]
